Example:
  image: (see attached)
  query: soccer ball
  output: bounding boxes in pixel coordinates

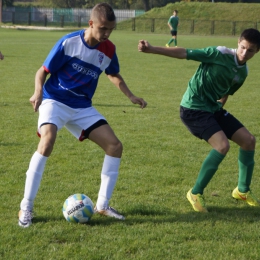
[62,193,94,223]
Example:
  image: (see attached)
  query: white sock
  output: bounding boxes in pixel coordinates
[20,151,48,211]
[96,155,121,210]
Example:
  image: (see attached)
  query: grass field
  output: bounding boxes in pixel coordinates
[1,28,260,259]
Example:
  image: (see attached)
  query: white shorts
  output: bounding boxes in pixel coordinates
[38,99,107,141]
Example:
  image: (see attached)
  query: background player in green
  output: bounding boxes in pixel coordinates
[0,51,4,60]
[138,28,260,212]
[166,10,179,47]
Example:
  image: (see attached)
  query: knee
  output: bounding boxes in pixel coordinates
[113,140,123,155]
[107,140,123,157]
[37,138,55,157]
[216,141,230,155]
[242,134,256,150]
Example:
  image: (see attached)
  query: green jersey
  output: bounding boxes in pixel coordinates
[168,16,179,31]
[180,46,248,113]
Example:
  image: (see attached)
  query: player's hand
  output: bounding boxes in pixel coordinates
[30,93,42,112]
[130,96,147,109]
[138,40,151,53]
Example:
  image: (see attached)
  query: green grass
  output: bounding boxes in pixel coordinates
[1,28,260,259]
[146,2,260,21]
[117,3,260,35]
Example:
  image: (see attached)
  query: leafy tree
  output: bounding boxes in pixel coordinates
[151,0,176,8]
[10,0,175,10]
[2,0,14,7]
[141,0,150,11]
[51,0,87,8]
[82,0,131,9]
[133,0,176,11]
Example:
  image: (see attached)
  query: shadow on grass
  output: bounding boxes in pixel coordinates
[124,204,260,223]
[93,103,156,108]
[32,203,260,227]
[94,103,134,107]
[32,215,121,226]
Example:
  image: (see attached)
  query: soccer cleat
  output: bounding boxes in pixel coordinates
[232,187,259,206]
[165,44,169,47]
[186,189,208,213]
[94,206,125,220]
[18,210,33,228]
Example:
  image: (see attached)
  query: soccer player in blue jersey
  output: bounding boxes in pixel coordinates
[138,28,260,212]
[18,3,147,227]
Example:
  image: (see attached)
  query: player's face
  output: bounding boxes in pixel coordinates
[89,17,115,43]
[236,39,259,65]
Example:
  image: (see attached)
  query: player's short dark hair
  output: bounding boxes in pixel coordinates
[91,3,116,22]
[173,10,178,13]
[240,28,260,50]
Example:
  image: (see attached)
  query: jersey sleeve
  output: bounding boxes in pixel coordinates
[43,37,70,74]
[227,85,243,95]
[105,52,120,75]
[186,47,219,63]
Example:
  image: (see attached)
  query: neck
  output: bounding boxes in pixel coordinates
[84,29,99,47]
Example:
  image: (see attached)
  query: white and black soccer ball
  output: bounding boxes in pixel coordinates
[62,194,94,223]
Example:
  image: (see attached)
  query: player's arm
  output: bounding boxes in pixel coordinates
[138,40,187,59]
[167,22,172,30]
[217,95,229,107]
[30,66,49,112]
[107,73,147,109]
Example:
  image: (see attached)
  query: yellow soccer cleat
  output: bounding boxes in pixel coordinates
[232,187,259,206]
[165,44,169,47]
[186,189,208,213]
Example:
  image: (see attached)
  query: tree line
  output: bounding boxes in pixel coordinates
[3,0,259,11]
[3,0,175,11]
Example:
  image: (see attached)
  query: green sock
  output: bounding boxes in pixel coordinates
[168,39,174,45]
[192,149,225,195]
[238,148,255,193]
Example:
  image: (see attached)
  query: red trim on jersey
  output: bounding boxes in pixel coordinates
[43,65,50,73]
[96,40,115,59]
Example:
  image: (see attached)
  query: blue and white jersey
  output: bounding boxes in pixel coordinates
[42,30,120,108]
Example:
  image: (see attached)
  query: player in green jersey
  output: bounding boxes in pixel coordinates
[166,10,179,47]
[138,28,260,212]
